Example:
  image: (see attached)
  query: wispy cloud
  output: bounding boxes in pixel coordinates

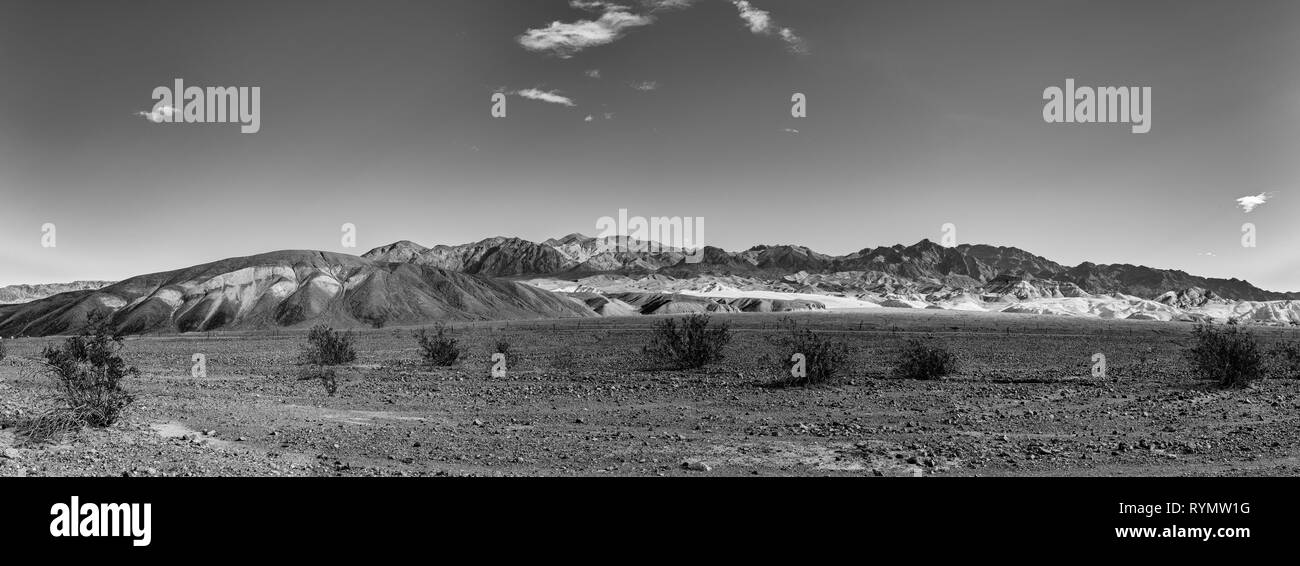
[730,0,807,53]
[780,127,799,134]
[136,105,177,123]
[518,1,655,58]
[1236,192,1275,213]
[514,88,576,107]
[629,80,659,91]
[585,69,602,78]
[584,114,594,122]
[641,0,697,10]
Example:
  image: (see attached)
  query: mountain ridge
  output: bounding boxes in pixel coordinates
[4,236,1293,337]
[0,250,593,337]
[363,235,1297,301]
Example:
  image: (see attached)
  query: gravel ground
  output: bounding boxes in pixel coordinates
[2,310,1298,477]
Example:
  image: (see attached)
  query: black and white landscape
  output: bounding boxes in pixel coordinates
[1,0,1299,478]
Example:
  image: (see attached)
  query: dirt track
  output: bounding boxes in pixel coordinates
[2,310,1299,477]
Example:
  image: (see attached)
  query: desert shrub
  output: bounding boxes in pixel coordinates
[416,324,460,366]
[302,324,357,366]
[492,338,511,356]
[1185,323,1264,388]
[1265,339,1300,379]
[298,366,338,396]
[642,313,732,369]
[892,336,957,380]
[772,325,852,387]
[23,313,137,441]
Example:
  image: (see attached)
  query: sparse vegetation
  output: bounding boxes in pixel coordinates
[21,312,138,442]
[416,324,460,366]
[298,366,338,396]
[0,337,6,362]
[1185,323,1264,388]
[771,323,852,387]
[302,324,357,366]
[893,336,958,380]
[642,313,732,369]
[492,338,511,356]
[1265,339,1300,379]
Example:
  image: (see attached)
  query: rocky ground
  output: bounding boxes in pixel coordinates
[2,310,1298,477]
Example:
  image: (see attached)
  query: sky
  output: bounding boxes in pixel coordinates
[1,0,1298,291]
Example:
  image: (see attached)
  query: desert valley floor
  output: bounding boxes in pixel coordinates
[3,309,1300,477]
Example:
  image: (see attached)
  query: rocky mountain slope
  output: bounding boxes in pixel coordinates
[0,251,593,337]
[0,281,113,304]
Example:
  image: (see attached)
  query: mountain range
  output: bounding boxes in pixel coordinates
[0,281,113,304]
[363,235,1297,302]
[0,251,591,337]
[2,235,1296,336]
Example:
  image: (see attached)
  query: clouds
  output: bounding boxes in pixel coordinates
[640,0,697,10]
[518,0,805,59]
[136,105,177,123]
[1236,192,1275,213]
[732,0,771,33]
[730,0,806,53]
[629,80,658,91]
[517,1,655,58]
[513,88,577,107]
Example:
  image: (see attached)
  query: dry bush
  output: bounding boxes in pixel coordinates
[771,323,852,387]
[492,338,511,356]
[892,336,958,380]
[416,324,460,366]
[642,313,732,369]
[1185,323,1264,388]
[20,312,138,442]
[302,324,357,366]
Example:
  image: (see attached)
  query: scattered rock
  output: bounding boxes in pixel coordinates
[682,461,711,472]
